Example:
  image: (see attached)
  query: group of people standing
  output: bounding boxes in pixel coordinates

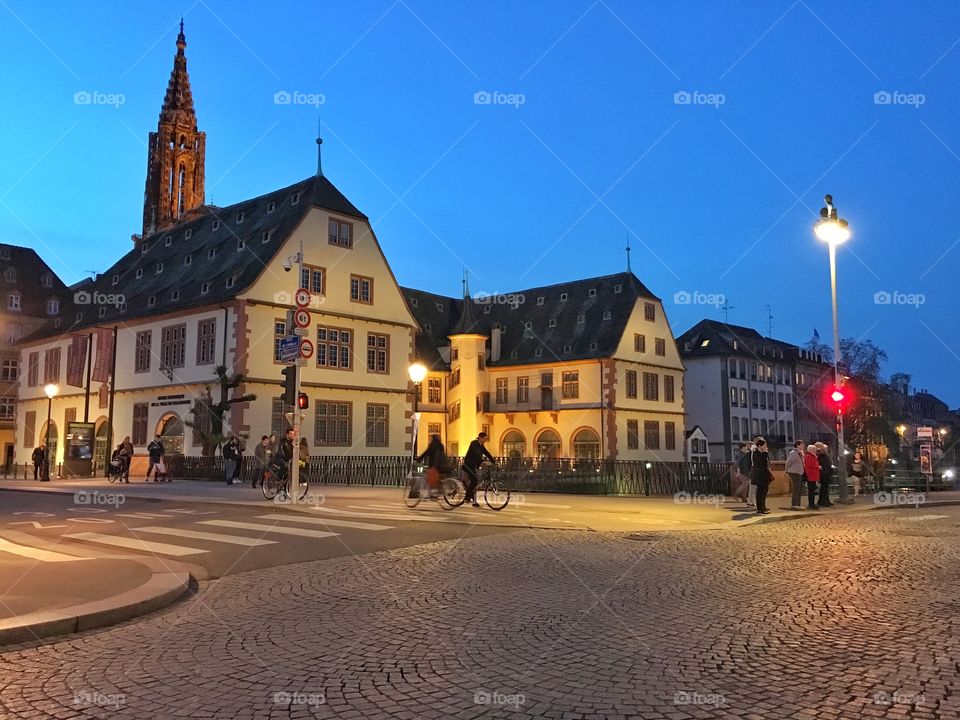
[735,438,844,514]
[244,429,307,487]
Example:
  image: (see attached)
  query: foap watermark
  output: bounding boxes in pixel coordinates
[274,90,325,107]
[272,690,325,707]
[73,690,126,709]
[874,90,925,108]
[874,490,925,507]
[674,491,724,507]
[874,290,925,308]
[74,290,126,308]
[473,90,526,108]
[674,90,725,108]
[273,491,326,508]
[74,490,125,508]
[74,90,125,108]
[474,689,525,710]
[274,290,325,307]
[873,690,925,706]
[674,690,725,707]
[474,291,526,306]
[673,290,725,308]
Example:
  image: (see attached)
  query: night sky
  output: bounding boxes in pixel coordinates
[1,1,958,404]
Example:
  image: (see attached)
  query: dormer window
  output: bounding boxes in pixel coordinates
[602,310,612,320]
[6,291,20,311]
[614,284,622,294]
[291,192,300,205]
[135,268,143,279]
[164,236,172,247]
[524,322,532,330]
[111,274,119,286]
[436,302,444,312]
[261,231,271,244]
[563,344,571,353]
[237,239,245,251]
[424,323,431,331]
[410,298,418,307]
[54,317,62,328]
[41,274,52,288]
[147,296,156,307]
[117,301,127,313]
[75,311,83,322]
[534,348,543,357]
[588,289,597,297]
[548,319,556,328]
[98,307,106,318]
[140,243,149,255]
[0,247,8,261]
[267,201,276,213]
[537,297,544,306]
[156,262,164,274]
[171,290,180,301]
[577,314,585,323]
[483,306,491,314]
[590,342,598,351]
[560,292,568,302]
[236,211,245,223]
[212,220,221,231]
[200,282,210,295]
[46,298,59,315]
[226,276,236,289]
[208,248,216,259]
[510,350,518,359]
[184,255,192,266]
[185,229,192,240]
[3,268,15,283]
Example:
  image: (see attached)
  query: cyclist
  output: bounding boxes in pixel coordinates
[415,434,448,497]
[462,432,495,507]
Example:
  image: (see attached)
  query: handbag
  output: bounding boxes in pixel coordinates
[156,459,167,475]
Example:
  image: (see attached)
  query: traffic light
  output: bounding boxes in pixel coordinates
[829,385,848,411]
[281,365,297,406]
[297,392,309,410]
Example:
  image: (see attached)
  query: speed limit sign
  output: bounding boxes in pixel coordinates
[295,288,311,308]
[299,339,314,360]
[294,309,310,328]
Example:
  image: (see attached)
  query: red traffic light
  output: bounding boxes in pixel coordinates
[296,392,309,410]
[830,388,845,404]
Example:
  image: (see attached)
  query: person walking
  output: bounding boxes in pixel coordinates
[232,437,245,484]
[145,435,165,482]
[222,437,241,485]
[803,444,821,510]
[252,435,271,488]
[816,442,834,507]
[31,444,45,481]
[462,432,495,507]
[848,451,866,496]
[750,437,772,515]
[121,436,134,482]
[738,441,757,507]
[785,440,806,510]
[732,442,752,504]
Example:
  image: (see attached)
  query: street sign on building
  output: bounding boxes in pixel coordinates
[299,339,314,360]
[278,336,300,363]
[294,308,311,328]
[295,289,312,308]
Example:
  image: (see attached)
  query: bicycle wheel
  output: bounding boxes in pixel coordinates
[403,476,422,508]
[441,476,466,509]
[261,471,280,500]
[484,480,510,510]
[297,479,309,502]
[107,468,119,484]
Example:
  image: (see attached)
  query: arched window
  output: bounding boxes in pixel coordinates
[501,430,525,459]
[176,164,186,217]
[157,414,185,456]
[572,428,600,459]
[535,429,561,460]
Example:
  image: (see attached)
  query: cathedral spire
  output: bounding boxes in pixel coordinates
[142,19,206,238]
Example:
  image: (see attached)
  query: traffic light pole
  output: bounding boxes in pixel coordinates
[828,240,850,503]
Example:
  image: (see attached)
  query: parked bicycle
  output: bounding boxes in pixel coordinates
[261,460,308,502]
[403,466,465,510]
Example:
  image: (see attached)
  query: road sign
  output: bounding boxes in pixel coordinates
[295,288,312,308]
[299,339,314,360]
[918,426,933,439]
[295,357,307,367]
[278,336,300,363]
[284,411,306,426]
[294,308,311,328]
[292,327,308,336]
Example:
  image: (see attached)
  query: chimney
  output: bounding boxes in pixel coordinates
[490,323,502,363]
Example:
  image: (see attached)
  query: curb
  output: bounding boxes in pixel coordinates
[0,552,191,646]
[732,497,960,528]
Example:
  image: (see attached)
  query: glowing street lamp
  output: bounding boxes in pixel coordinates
[408,362,428,458]
[814,194,851,503]
[43,383,58,481]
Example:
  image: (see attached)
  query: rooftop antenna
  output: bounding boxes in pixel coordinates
[625,235,632,273]
[316,118,323,177]
[765,304,774,337]
[721,298,734,324]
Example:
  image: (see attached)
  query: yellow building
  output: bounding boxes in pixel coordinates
[404,274,686,462]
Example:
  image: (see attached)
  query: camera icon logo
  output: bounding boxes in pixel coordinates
[74,90,92,105]
[673,290,692,305]
[273,90,292,105]
[873,291,892,305]
[874,90,892,105]
[73,290,92,305]
[473,90,492,105]
[274,290,292,305]
[674,90,692,105]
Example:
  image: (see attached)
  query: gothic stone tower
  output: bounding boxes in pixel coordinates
[142,20,205,237]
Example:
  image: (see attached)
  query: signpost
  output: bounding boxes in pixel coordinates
[278,337,300,364]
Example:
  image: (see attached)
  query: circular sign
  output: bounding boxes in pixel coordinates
[294,309,311,328]
[299,339,314,360]
[295,288,312,308]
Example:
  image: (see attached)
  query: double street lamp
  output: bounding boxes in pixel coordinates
[814,194,851,503]
[43,383,58,481]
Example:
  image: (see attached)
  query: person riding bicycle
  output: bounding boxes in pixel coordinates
[462,432,495,507]
[415,434,448,495]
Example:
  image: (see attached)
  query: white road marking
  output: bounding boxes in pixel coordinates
[254,515,391,531]
[511,501,572,509]
[0,537,86,562]
[63,532,207,556]
[115,512,172,520]
[898,515,949,522]
[199,520,339,539]
[135,526,277,546]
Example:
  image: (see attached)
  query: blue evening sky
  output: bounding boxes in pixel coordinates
[1,1,958,404]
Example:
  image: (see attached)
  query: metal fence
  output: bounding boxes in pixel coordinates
[165,454,734,497]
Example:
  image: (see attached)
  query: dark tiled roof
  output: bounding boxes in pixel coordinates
[402,272,658,367]
[27,174,366,340]
[0,244,69,319]
[677,319,797,360]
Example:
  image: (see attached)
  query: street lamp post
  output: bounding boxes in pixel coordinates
[43,383,58,481]
[814,194,851,503]
[408,362,427,467]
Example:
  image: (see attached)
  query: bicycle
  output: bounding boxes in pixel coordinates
[447,463,510,511]
[261,460,309,502]
[107,455,130,484]
[402,466,465,510]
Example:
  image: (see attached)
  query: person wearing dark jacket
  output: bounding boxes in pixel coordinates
[816,442,834,507]
[750,437,771,515]
[146,436,165,481]
[462,432,495,507]
[252,435,270,488]
[31,445,45,480]
[416,435,447,492]
[223,437,240,485]
[277,429,295,465]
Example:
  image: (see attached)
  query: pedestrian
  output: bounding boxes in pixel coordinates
[111,441,131,483]
[848,451,866,496]
[223,437,241,485]
[232,436,245,484]
[735,442,754,506]
[803,444,821,510]
[462,432,495,507]
[31,444,45,480]
[269,433,279,458]
[785,440,806,510]
[145,435,165,482]
[816,442,834,508]
[750,437,772,515]
[252,435,270,488]
[121,436,134,482]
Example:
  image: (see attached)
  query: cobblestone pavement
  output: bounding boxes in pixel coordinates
[2,507,960,719]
